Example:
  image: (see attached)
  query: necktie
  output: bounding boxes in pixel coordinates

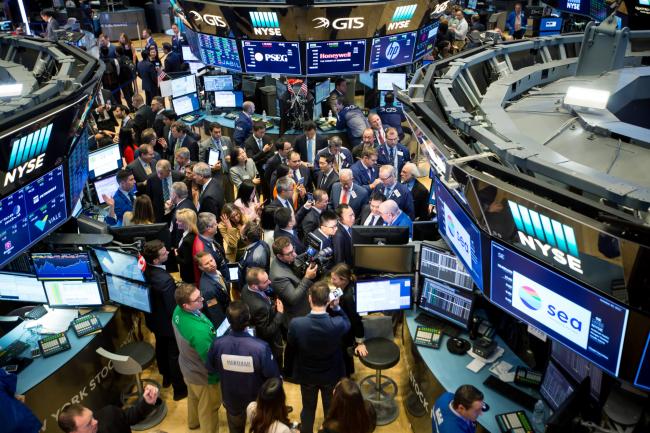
[386,186,393,198]
[371,215,377,226]
[144,164,152,176]
[128,192,135,205]
[340,189,348,204]
[175,138,182,152]
[214,139,221,150]
[389,147,395,163]
[367,168,373,181]
[293,169,301,182]
[162,178,170,201]
[257,138,263,150]
[307,138,314,163]
[321,173,327,187]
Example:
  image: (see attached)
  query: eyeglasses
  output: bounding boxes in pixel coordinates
[281,248,296,256]
[189,294,204,303]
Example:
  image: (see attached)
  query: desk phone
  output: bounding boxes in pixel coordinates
[495,410,533,433]
[72,314,102,337]
[414,326,442,349]
[38,333,71,358]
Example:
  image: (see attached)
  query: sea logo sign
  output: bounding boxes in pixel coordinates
[4,123,52,187]
[313,17,364,30]
[385,41,401,60]
[507,200,582,274]
[512,270,591,349]
[388,4,417,31]
[443,202,472,270]
[249,11,281,36]
[189,11,227,27]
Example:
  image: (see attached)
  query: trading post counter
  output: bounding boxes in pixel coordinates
[402,310,542,433]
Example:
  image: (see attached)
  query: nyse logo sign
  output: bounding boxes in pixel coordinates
[512,271,591,349]
[443,202,472,270]
[313,17,364,30]
[250,11,281,36]
[4,123,52,187]
[189,11,227,27]
[507,201,582,274]
[388,4,417,31]
[567,0,582,11]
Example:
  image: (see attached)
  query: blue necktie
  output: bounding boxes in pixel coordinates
[307,138,314,163]
[389,147,395,163]
[128,193,135,205]
[163,178,170,201]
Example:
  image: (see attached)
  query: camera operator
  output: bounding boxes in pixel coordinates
[269,237,318,327]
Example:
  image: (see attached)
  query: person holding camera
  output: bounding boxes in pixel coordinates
[270,237,319,327]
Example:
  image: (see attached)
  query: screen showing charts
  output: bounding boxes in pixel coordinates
[31,252,93,280]
[356,276,411,313]
[490,241,629,377]
[415,22,439,59]
[243,41,301,75]
[0,272,46,303]
[67,132,89,212]
[634,332,650,391]
[377,73,406,91]
[182,46,199,62]
[204,75,234,92]
[198,34,242,72]
[315,80,330,103]
[420,243,474,290]
[370,32,416,70]
[540,361,575,411]
[0,165,68,268]
[171,75,197,98]
[43,280,103,307]
[435,178,484,290]
[93,248,146,282]
[419,277,474,329]
[106,274,151,313]
[93,176,118,205]
[213,91,244,108]
[306,40,367,75]
[173,93,200,116]
[88,144,122,179]
[551,340,602,399]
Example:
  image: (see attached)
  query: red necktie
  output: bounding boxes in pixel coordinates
[341,189,349,204]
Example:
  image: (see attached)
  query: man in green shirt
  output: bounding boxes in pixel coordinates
[173,283,221,433]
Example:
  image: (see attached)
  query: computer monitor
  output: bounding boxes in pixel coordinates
[31,252,94,280]
[369,32,417,70]
[377,73,407,92]
[171,74,197,98]
[353,244,414,273]
[351,225,409,245]
[418,277,474,329]
[213,91,244,108]
[412,221,438,242]
[77,215,109,234]
[242,41,302,75]
[358,72,374,89]
[419,242,474,291]
[189,61,206,75]
[356,275,412,314]
[204,75,234,92]
[92,176,118,205]
[315,80,330,103]
[93,248,146,282]
[0,272,47,303]
[105,274,151,313]
[197,34,242,72]
[545,376,591,433]
[88,143,122,179]
[306,40,367,75]
[379,91,403,108]
[540,17,563,35]
[43,280,103,307]
[108,223,169,244]
[173,93,201,116]
[313,103,322,120]
[467,0,478,8]
[551,340,602,400]
[540,361,575,411]
[182,46,199,62]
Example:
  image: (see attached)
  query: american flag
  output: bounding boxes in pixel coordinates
[157,68,167,85]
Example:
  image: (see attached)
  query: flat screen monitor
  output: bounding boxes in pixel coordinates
[358,72,374,89]
[551,340,602,399]
[182,46,199,62]
[379,91,403,108]
[634,332,650,391]
[467,0,478,9]
[540,17,563,35]
[93,176,118,205]
[540,361,575,411]
[377,73,406,91]
[351,225,409,245]
[356,275,412,314]
[213,91,244,108]
[353,244,414,273]
[419,277,474,329]
[313,103,323,120]
[204,75,234,92]
[88,144,122,179]
[415,21,439,59]
[242,41,302,75]
[0,272,47,303]
[412,221,438,241]
[31,252,94,280]
[106,274,151,313]
[43,280,103,307]
[490,241,629,377]
[306,40,367,75]
[435,177,485,291]
[369,32,417,70]
[189,61,206,75]
[173,93,201,116]
[420,243,474,291]
[93,248,146,282]
[197,34,242,72]
[171,75,197,98]
[109,223,168,244]
[67,132,89,211]
[0,165,68,269]
[77,214,108,234]
[315,80,331,103]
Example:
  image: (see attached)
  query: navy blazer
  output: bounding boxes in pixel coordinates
[315,147,353,171]
[107,189,133,226]
[164,51,183,74]
[296,207,321,240]
[377,143,411,174]
[294,134,328,164]
[377,182,415,220]
[136,59,158,93]
[177,134,199,162]
[145,172,183,223]
[329,182,369,217]
[171,32,187,55]
[233,112,253,146]
[332,223,353,266]
[274,228,306,255]
[351,160,379,192]
[315,170,338,196]
[144,265,177,337]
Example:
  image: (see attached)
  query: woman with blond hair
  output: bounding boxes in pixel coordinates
[175,208,198,283]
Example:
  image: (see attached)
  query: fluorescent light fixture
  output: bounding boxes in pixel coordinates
[0,83,23,97]
[564,86,610,110]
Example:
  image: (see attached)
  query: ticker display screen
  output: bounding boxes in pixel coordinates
[369,32,416,70]
[306,40,367,75]
[198,34,242,72]
[242,41,302,75]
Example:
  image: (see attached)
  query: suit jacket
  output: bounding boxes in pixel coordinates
[107,189,134,226]
[144,265,177,337]
[44,17,60,41]
[263,153,286,187]
[137,58,158,93]
[176,134,199,162]
[274,228,306,255]
[198,177,224,218]
[153,110,166,139]
[164,51,183,74]
[271,165,313,194]
[390,211,413,238]
[332,223,353,266]
[316,147,353,172]
[241,285,283,350]
[285,309,350,385]
[171,32,188,54]
[409,179,430,221]
[377,143,411,174]
[126,158,154,192]
[133,105,155,140]
[269,258,313,326]
[358,204,384,226]
[233,112,253,146]
[169,197,197,247]
[176,232,196,284]
[329,182,369,217]
[315,170,338,196]
[199,136,233,171]
[294,134,328,164]
[377,182,415,220]
[350,160,380,194]
[244,134,274,171]
[92,89,118,131]
[199,272,230,328]
[145,172,183,223]
[269,197,294,213]
[296,207,321,240]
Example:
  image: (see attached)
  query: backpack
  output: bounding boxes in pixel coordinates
[101,58,120,89]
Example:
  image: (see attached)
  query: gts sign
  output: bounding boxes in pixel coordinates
[189,11,227,28]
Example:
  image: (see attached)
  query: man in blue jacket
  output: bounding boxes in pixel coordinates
[103,169,136,226]
[432,385,485,433]
[377,92,406,140]
[376,164,415,219]
[234,101,255,146]
[505,3,526,39]
[377,127,410,174]
[379,199,413,238]
[335,97,370,147]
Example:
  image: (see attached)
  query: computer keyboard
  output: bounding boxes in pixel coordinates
[24,305,48,320]
[72,314,102,337]
[0,340,30,366]
[415,313,461,338]
[38,333,71,358]
[495,410,534,433]
[483,375,538,411]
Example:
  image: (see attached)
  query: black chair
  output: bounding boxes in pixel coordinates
[358,315,401,425]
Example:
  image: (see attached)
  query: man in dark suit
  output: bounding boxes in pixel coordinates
[132,94,155,143]
[351,148,382,194]
[166,181,196,247]
[151,96,167,139]
[273,207,306,255]
[171,23,187,57]
[293,121,328,166]
[368,113,389,148]
[268,177,296,214]
[401,162,430,221]
[327,78,347,115]
[285,151,313,193]
[269,237,318,327]
[137,47,159,106]
[315,154,338,196]
[329,169,369,217]
[296,189,329,240]
[234,101,255,146]
[126,143,156,192]
[285,281,350,433]
[200,123,234,202]
[40,9,59,41]
[103,169,136,226]
[377,164,415,219]
[377,127,411,174]
[92,87,118,132]
[142,28,157,53]
[145,159,183,223]
[315,136,353,173]
[380,199,413,238]
[244,122,274,174]
[358,191,386,226]
[163,42,183,74]
[306,210,337,253]
[333,204,354,266]
[171,121,199,162]
[264,140,293,189]
[142,240,187,400]
[193,162,224,217]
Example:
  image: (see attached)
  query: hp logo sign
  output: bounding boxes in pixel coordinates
[385,42,400,60]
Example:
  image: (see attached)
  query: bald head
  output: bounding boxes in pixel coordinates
[379,199,400,224]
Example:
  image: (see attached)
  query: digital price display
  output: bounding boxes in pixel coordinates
[370,32,416,70]
[414,22,439,59]
[198,34,242,72]
[242,41,302,75]
[306,40,367,75]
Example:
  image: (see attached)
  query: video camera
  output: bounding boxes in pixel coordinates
[294,246,333,278]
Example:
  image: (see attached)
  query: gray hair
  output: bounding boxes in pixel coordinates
[156,159,171,171]
[403,162,420,177]
[379,199,399,215]
[339,168,353,181]
[328,135,343,148]
[175,147,190,159]
[379,164,397,178]
[197,212,217,233]
[276,177,295,194]
[193,162,211,178]
[171,181,188,199]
